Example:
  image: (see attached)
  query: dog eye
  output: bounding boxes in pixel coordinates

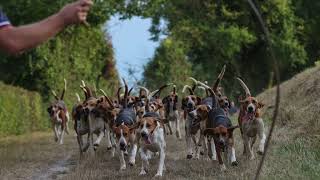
[252,100,256,103]
[222,132,227,136]
[123,133,127,136]
[146,124,151,128]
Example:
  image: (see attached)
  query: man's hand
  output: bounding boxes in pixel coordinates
[58,0,94,26]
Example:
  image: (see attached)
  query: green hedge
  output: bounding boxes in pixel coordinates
[0,81,49,135]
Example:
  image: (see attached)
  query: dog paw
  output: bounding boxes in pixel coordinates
[249,155,255,160]
[204,157,211,161]
[186,154,193,159]
[93,144,99,151]
[139,169,147,176]
[129,159,135,166]
[54,137,58,142]
[231,161,238,166]
[107,146,112,150]
[257,150,264,155]
[154,172,163,177]
[220,164,227,172]
[200,151,204,156]
[120,165,126,171]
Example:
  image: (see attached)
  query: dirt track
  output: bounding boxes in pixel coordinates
[1,118,274,180]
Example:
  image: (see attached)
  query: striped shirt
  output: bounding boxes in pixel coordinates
[0,9,10,27]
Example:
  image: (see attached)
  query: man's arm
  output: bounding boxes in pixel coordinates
[0,0,93,55]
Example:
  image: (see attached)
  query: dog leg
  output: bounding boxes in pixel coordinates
[53,124,59,142]
[59,128,65,145]
[247,137,255,160]
[203,136,210,161]
[257,119,266,155]
[105,123,112,150]
[119,148,126,170]
[195,133,204,159]
[93,131,104,151]
[215,141,226,171]
[185,120,193,159]
[209,137,217,160]
[155,147,166,177]
[175,112,181,139]
[167,121,173,135]
[129,144,138,166]
[228,146,238,166]
[65,112,70,135]
[139,148,149,176]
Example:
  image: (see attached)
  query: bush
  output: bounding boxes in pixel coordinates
[0,81,48,136]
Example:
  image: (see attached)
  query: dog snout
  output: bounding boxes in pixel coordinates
[119,142,126,151]
[141,131,147,138]
[224,101,229,107]
[247,105,254,113]
[218,140,225,147]
[187,102,193,109]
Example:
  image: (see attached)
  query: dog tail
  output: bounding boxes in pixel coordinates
[138,86,150,98]
[75,93,81,103]
[60,78,67,100]
[182,85,194,95]
[212,65,226,92]
[100,89,115,109]
[122,78,128,108]
[236,77,251,97]
[51,90,59,100]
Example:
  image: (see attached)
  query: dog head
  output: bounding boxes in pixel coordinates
[138,117,160,144]
[240,96,264,115]
[204,125,239,149]
[218,96,231,110]
[113,123,136,151]
[182,95,202,111]
[189,104,211,121]
[135,99,146,118]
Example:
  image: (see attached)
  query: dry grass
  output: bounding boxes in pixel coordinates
[2,66,320,179]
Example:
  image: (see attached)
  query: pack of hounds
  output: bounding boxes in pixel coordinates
[47,65,266,177]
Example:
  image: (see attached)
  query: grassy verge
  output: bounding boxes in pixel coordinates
[0,81,49,136]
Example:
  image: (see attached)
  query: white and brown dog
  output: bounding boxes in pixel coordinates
[181,84,202,159]
[237,78,266,160]
[112,78,138,170]
[72,81,107,156]
[47,79,70,145]
[137,116,166,177]
[190,83,239,171]
[162,85,181,139]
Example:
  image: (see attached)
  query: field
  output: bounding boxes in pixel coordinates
[1,67,320,180]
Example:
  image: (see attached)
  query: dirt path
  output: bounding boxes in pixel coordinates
[2,120,314,180]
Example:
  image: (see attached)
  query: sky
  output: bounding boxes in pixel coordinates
[107,15,159,86]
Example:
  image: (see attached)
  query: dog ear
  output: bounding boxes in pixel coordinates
[162,96,168,104]
[258,102,265,108]
[196,97,202,105]
[181,98,187,109]
[129,122,140,132]
[227,125,239,133]
[203,128,217,136]
[112,125,118,133]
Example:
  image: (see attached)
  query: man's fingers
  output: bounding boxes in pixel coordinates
[80,6,90,12]
[79,0,93,7]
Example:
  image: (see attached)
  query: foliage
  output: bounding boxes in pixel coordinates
[0,0,120,108]
[143,38,192,92]
[0,82,48,135]
[121,0,308,98]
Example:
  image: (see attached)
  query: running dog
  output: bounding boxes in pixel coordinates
[137,116,166,177]
[237,77,266,160]
[47,79,69,145]
[162,85,181,139]
[112,78,138,170]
